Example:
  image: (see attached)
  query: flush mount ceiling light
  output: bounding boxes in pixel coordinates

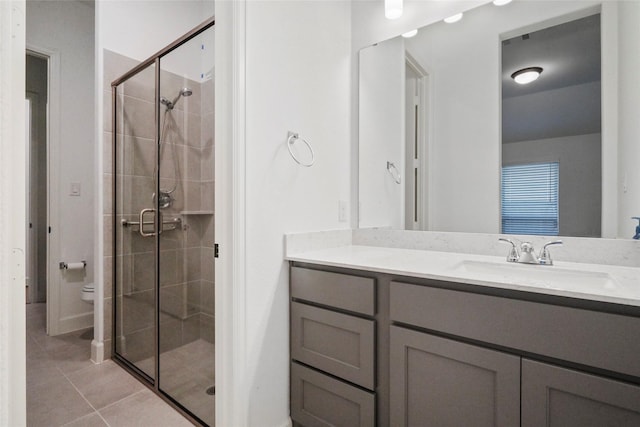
[493,0,513,6]
[444,13,463,24]
[511,67,543,84]
[385,0,403,20]
[402,29,419,38]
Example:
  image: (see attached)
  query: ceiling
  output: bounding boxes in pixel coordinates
[502,13,601,143]
[502,13,601,99]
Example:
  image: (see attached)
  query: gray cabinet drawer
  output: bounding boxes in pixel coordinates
[291,302,375,390]
[291,267,375,316]
[522,359,640,427]
[390,281,640,378]
[291,362,375,427]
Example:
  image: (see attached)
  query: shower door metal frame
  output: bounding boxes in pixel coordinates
[111,16,215,427]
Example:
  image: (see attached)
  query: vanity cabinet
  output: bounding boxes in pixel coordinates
[522,359,640,427]
[389,325,520,427]
[289,263,640,427]
[389,279,640,427]
[290,266,377,427]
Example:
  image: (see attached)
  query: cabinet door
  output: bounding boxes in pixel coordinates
[522,359,640,427]
[390,326,520,427]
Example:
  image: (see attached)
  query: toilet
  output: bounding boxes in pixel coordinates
[81,283,94,304]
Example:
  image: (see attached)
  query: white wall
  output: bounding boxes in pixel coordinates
[99,0,215,81]
[27,0,95,334]
[503,133,602,237]
[243,2,351,424]
[99,1,212,63]
[359,37,405,228]
[503,81,601,143]
[617,0,640,238]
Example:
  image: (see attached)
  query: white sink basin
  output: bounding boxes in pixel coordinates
[451,260,619,294]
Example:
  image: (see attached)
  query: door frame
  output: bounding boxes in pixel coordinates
[0,0,27,424]
[26,45,61,335]
[25,96,34,304]
[405,53,430,230]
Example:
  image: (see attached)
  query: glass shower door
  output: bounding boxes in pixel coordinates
[112,18,215,426]
[157,26,215,426]
[114,62,158,381]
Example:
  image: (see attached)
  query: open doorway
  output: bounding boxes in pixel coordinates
[405,54,429,230]
[25,52,48,308]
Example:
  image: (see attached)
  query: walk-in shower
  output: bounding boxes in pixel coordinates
[111,18,215,426]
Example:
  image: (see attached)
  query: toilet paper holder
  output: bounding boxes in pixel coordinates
[59,261,87,270]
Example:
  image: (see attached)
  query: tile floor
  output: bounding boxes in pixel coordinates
[26,303,194,427]
[138,340,216,425]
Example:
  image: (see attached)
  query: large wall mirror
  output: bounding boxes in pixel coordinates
[359,0,640,239]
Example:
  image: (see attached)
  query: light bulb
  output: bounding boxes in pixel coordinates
[511,67,543,84]
[402,29,418,38]
[385,0,403,20]
[444,13,463,24]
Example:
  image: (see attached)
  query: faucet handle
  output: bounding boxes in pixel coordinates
[498,238,519,262]
[538,240,563,265]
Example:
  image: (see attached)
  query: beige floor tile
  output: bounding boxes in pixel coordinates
[62,412,109,427]
[48,341,95,375]
[27,375,94,427]
[99,389,194,427]
[26,335,44,359]
[25,302,204,426]
[67,360,145,410]
[159,373,214,426]
[26,349,65,388]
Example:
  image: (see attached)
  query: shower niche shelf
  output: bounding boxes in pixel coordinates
[180,210,214,215]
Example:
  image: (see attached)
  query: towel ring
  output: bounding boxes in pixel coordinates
[287,131,315,167]
[387,161,401,184]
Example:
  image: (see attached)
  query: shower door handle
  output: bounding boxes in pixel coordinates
[139,208,157,237]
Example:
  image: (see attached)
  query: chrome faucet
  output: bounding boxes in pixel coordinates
[499,238,563,265]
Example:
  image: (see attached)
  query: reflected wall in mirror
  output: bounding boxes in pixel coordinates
[501,14,601,237]
[358,0,640,239]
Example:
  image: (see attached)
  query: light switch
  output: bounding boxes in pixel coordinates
[70,182,81,196]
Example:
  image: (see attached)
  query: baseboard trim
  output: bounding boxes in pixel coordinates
[91,339,104,364]
[57,311,93,335]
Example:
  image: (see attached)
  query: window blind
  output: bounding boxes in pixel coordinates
[501,162,559,236]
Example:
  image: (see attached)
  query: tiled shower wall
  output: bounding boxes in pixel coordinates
[103,49,214,361]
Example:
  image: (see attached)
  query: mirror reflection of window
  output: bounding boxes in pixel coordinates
[501,13,602,238]
[501,162,559,236]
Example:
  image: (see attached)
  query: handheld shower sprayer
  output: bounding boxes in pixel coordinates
[159,87,192,110]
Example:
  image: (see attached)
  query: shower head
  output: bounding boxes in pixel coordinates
[161,87,193,111]
[170,87,192,108]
